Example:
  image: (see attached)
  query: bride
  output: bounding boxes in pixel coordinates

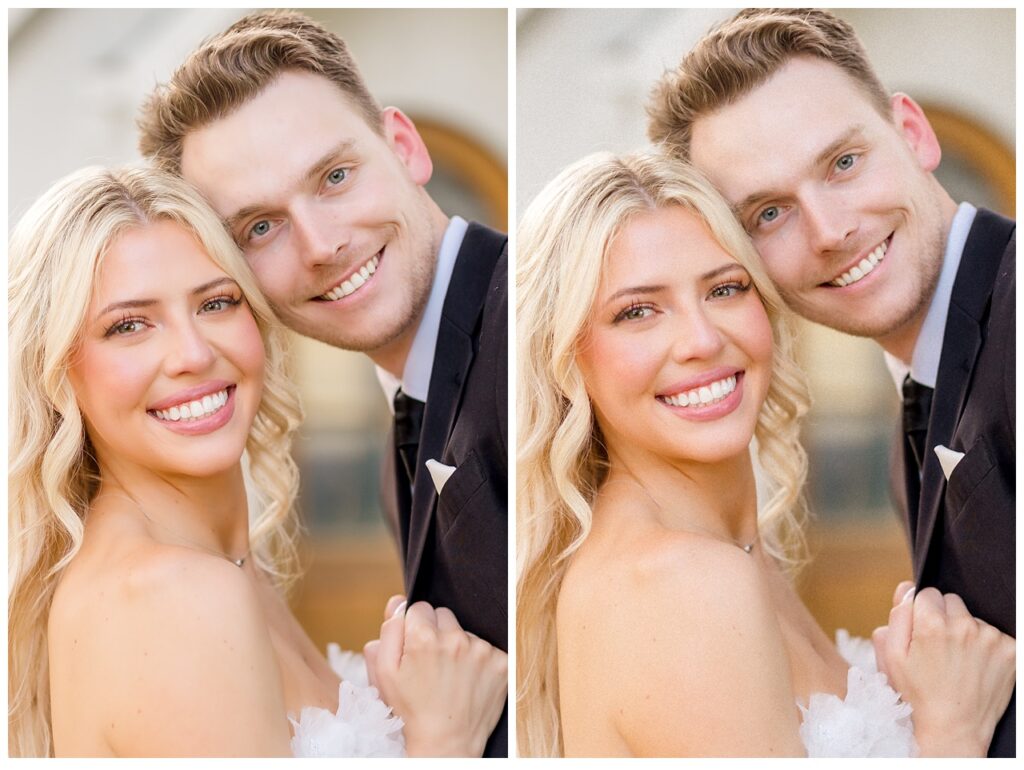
[515,152,1015,757]
[8,166,507,757]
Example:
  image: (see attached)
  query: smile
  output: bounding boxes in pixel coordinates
[658,374,738,408]
[828,236,890,288]
[151,387,230,422]
[317,251,381,301]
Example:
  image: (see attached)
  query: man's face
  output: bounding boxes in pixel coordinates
[689,57,951,347]
[181,71,439,364]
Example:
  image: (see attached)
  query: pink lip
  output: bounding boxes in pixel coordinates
[657,366,743,398]
[148,379,234,412]
[149,386,236,436]
[313,247,384,302]
[659,373,744,423]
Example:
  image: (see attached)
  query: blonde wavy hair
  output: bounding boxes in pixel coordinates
[516,152,810,757]
[8,166,303,757]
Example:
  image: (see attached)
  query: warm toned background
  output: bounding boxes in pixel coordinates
[9,7,508,652]
[517,7,1015,638]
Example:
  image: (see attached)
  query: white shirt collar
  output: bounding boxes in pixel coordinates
[884,202,977,391]
[377,216,469,411]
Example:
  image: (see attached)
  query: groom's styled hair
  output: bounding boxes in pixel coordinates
[647,8,891,160]
[138,10,382,173]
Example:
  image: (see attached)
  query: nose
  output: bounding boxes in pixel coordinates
[802,189,856,254]
[672,306,725,363]
[165,318,216,376]
[291,203,348,269]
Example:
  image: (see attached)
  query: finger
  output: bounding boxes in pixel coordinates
[384,594,407,620]
[885,584,915,661]
[405,601,439,631]
[363,639,380,689]
[377,606,407,672]
[435,606,463,634]
[892,580,915,607]
[872,625,891,680]
[941,592,972,621]
[912,586,946,628]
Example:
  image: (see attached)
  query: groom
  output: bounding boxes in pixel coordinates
[138,11,507,755]
[648,8,1014,757]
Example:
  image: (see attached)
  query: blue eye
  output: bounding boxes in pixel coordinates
[835,153,856,171]
[327,168,348,185]
[758,206,780,224]
[249,220,271,239]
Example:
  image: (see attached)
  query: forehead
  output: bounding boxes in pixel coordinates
[603,206,734,285]
[689,57,889,202]
[93,220,223,300]
[179,70,379,217]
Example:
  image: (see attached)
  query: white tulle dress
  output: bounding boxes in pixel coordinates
[798,630,918,757]
[289,645,406,758]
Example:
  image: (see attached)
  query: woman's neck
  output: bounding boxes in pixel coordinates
[604,445,759,545]
[93,458,251,559]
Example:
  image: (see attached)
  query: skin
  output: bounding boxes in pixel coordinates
[47,222,504,756]
[560,207,849,756]
[689,57,958,362]
[180,70,449,377]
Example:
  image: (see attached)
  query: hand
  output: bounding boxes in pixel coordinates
[872,582,1015,756]
[364,598,507,757]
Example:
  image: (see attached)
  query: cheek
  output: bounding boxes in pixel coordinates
[576,329,663,414]
[233,313,267,388]
[738,303,774,382]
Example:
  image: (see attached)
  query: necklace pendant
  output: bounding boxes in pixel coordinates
[742,543,754,554]
[233,557,246,567]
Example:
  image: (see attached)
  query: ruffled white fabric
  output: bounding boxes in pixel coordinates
[798,630,918,757]
[289,645,406,757]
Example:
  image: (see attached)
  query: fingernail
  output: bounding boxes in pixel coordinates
[901,586,916,604]
[392,600,408,618]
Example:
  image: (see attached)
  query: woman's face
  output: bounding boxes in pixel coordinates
[68,219,265,480]
[576,205,773,467]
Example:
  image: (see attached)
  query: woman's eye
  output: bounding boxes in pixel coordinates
[105,318,145,337]
[835,153,856,171]
[758,206,780,225]
[201,296,240,313]
[326,168,348,186]
[709,281,749,299]
[616,304,653,322]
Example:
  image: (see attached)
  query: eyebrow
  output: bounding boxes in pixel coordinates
[94,277,239,320]
[223,139,358,230]
[603,263,749,306]
[729,125,867,218]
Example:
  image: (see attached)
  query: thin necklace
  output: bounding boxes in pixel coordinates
[622,474,758,554]
[97,493,251,568]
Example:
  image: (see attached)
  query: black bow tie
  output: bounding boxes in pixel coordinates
[902,375,934,474]
[393,389,426,487]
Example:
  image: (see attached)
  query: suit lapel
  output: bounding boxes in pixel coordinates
[403,223,505,593]
[913,209,1014,582]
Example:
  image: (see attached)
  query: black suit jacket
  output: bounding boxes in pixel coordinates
[898,208,1015,757]
[385,222,508,757]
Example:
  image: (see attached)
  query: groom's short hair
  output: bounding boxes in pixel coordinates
[138,10,382,174]
[648,8,891,160]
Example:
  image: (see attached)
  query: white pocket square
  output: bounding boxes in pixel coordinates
[933,444,965,481]
[425,459,457,494]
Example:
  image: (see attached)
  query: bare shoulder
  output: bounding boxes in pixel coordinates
[49,544,291,757]
[564,529,803,757]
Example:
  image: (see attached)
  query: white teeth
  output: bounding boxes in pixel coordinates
[661,375,737,409]
[153,388,230,422]
[830,238,888,287]
[319,253,381,301]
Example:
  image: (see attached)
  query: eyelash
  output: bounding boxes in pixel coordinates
[709,280,752,299]
[102,294,242,337]
[612,302,654,323]
[612,281,751,322]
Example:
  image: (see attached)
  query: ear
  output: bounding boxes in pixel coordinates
[890,93,941,172]
[382,107,433,186]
